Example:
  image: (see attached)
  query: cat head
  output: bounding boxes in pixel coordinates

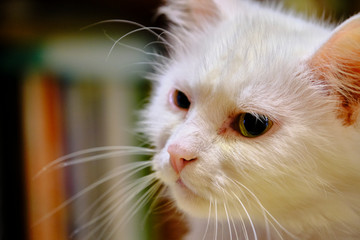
[141,0,360,224]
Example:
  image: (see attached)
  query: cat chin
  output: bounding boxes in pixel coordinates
[167,180,215,218]
[168,178,241,220]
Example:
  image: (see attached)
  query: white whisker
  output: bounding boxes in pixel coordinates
[231,190,258,240]
[122,180,161,225]
[34,161,152,227]
[202,199,212,240]
[141,185,167,228]
[269,221,285,240]
[222,188,249,240]
[74,174,158,239]
[102,180,161,240]
[230,215,240,240]
[222,220,224,240]
[233,179,298,240]
[223,201,232,240]
[34,146,154,179]
[105,26,178,61]
[132,61,165,68]
[143,40,168,50]
[75,166,154,223]
[240,213,250,240]
[214,199,218,240]
[265,208,272,240]
[71,178,152,239]
[81,19,183,48]
[103,30,169,61]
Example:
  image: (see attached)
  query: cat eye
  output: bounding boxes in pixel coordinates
[236,113,273,138]
[172,89,191,110]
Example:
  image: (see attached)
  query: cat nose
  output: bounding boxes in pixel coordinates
[167,144,197,174]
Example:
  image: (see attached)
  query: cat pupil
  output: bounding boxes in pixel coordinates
[239,113,272,137]
[174,90,191,109]
[244,114,267,134]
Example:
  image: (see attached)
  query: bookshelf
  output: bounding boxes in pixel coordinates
[1,0,162,237]
[20,33,154,240]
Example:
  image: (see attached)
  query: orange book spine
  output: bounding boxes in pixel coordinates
[22,72,67,240]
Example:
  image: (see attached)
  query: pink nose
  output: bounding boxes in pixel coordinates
[167,144,197,174]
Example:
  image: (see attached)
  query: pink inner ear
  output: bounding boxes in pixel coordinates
[159,0,220,29]
[309,14,360,126]
[189,0,219,24]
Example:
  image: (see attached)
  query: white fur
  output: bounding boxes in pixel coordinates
[140,1,360,239]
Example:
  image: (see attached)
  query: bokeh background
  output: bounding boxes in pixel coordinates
[1,0,360,239]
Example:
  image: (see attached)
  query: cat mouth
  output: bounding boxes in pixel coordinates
[175,177,209,200]
[176,178,187,188]
[176,178,189,189]
[175,178,199,196]
[172,177,215,217]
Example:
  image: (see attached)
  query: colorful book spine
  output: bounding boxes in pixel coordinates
[22,71,67,240]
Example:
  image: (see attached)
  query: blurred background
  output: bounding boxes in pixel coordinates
[1,0,360,239]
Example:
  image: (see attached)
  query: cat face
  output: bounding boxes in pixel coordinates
[142,0,360,226]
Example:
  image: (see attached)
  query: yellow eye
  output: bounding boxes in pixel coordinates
[238,113,273,138]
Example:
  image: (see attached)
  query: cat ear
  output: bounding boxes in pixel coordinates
[309,14,360,125]
[158,0,237,29]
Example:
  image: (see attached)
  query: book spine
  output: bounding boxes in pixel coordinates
[22,72,67,240]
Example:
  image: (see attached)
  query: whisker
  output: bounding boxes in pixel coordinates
[214,199,218,240]
[222,220,224,240]
[101,180,161,240]
[238,213,249,240]
[231,190,258,240]
[132,61,165,68]
[76,181,147,240]
[140,185,168,229]
[147,187,174,215]
[201,199,212,240]
[123,180,162,226]
[269,221,285,240]
[264,208,272,240]
[59,151,151,168]
[223,201,232,240]
[34,161,152,227]
[105,26,177,61]
[230,215,240,240]
[81,19,182,49]
[239,213,250,240]
[143,40,169,50]
[73,174,158,239]
[232,179,298,239]
[75,165,153,223]
[222,189,249,240]
[34,146,154,179]
[71,178,153,239]
[103,30,169,61]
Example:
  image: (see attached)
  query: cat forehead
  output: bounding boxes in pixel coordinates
[184,15,326,69]
[164,10,330,102]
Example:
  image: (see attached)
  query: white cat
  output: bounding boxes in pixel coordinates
[139,0,360,239]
